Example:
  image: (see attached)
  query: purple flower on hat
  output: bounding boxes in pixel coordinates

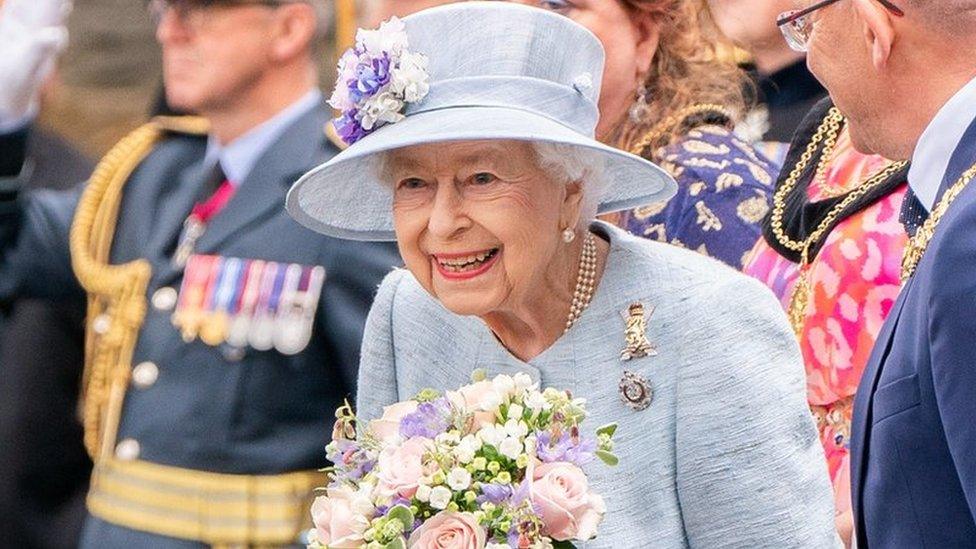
[328,17,430,145]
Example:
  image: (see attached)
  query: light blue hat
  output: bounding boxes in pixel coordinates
[287,1,677,241]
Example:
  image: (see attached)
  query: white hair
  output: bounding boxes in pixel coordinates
[373,141,608,231]
[531,142,608,231]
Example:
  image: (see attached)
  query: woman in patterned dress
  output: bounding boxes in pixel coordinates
[513,0,778,269]
[744,98,911,546]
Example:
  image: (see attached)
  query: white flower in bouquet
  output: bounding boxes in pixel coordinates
[429,485,453,510]
[447,467,472,491]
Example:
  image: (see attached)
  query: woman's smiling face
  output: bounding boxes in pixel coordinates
[387,140,582,317]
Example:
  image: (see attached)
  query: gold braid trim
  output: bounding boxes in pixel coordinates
[73,116,209,460]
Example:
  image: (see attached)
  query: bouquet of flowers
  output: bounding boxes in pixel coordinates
[309,372,618,549]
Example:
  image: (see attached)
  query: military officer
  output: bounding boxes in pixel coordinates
[0,0,400,547]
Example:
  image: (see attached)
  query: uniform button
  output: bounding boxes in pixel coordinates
[115,439,141,461]
[221,346,246,363]
[132,361,159,389]
[92,314,112,335]
[152,287,178,311]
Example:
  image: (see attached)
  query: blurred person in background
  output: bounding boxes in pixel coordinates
[0,0,399,547]
[708,0,827,166]
[0,1,93,548]
[514,0,778,271]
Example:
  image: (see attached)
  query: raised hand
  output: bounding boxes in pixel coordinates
[0,0,72,124]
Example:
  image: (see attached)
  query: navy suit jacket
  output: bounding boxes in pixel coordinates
[851,117,976,548]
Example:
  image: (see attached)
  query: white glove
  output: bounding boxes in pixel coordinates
[0,0,72,126]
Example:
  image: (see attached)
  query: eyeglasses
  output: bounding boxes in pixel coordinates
[148,0,301,30]
[777,0,904,52]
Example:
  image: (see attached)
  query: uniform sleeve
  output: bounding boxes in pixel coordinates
[355,268,407,423]
[929,200,976,522]
[675,276,841,548]
[317,241,401,394]
[0,150,84,303]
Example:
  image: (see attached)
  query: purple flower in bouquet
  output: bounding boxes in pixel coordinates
[477,483,513,505]
[326,438,375,485]
[536,430,597,466]
[400,397,452,439]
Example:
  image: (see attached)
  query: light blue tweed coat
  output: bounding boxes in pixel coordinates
[357,222,840,548]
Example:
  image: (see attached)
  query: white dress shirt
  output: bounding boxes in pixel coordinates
[907,75,976,212]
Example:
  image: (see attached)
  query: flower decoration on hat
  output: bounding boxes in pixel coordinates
[328,17,431,145]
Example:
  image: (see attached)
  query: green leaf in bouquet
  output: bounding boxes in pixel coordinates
[383,536,407,549]
[387,505,415,531]
[595,449,619,466]
[413,388,442,402]
[596,423,618,438]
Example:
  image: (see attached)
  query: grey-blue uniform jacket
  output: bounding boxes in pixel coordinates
[0,102,400,547]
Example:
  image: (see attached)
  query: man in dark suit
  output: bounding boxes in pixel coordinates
[0,0,399,547]
[786,0,976,546]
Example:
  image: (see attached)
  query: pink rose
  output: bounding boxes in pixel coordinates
[377,436,431,498]
[531,462,606,541]
[455,380,502,411]
[369,400,419,444]
[310,489,366,548]
[407,511,487,548]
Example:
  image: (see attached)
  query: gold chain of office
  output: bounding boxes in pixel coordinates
[900,160,976,281]
[769,107,907,333]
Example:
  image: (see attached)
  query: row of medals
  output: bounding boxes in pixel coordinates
[172,254,326,355]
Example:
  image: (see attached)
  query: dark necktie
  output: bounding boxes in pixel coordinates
[899,186,928,238]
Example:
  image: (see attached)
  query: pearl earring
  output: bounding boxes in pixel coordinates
[562,228,577,243]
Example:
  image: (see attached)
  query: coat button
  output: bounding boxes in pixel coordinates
[131,361,159,389]
[115,439,141,461]
[152,287,178,311]
[92,314,112,335]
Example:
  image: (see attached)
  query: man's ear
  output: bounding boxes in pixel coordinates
[852,0,896,71]
[270,3,317,61]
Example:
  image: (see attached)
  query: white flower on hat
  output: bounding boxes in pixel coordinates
[359,91,405,131]
[390,50,430,103]
[356,16,408,56]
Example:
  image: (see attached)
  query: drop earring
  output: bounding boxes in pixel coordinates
[629,84,651,123]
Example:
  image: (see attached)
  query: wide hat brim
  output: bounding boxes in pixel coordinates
[287,105,677,241]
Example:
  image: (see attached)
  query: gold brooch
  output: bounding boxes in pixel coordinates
[620,302,656,361]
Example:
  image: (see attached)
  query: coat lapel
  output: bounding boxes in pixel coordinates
[850,276,914,544]
[155,103,334,284]
[143,145,212,267]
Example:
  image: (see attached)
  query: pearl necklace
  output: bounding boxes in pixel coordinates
[564,231,597,334]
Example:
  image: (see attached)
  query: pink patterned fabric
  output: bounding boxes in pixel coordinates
[744,132,908,513]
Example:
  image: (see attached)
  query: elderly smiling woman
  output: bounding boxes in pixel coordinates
[288,2,839,546]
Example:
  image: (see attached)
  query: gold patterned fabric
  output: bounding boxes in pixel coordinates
[619,126,777,269]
